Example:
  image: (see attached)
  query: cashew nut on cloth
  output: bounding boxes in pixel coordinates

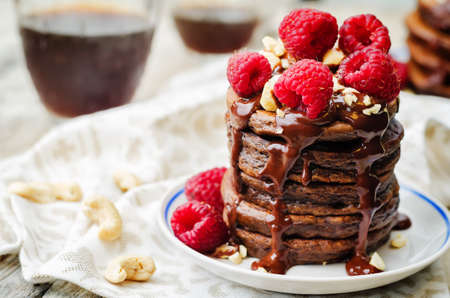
[113,170,141,192]
[104,256,156,284]
[8,181,82,203]
[82,195,122,241]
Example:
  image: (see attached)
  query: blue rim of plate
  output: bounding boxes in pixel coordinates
[164,185,450,249]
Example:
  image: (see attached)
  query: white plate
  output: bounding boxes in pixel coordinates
[157,184,450,295]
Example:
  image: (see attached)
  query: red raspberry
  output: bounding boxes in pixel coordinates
[273,59,333,119]
[170,201,228,253]
[185,167,227,213]
[278,9,338,60]
[338,14,391,55]
[390,56,408,89]
[226,52,272,97]
[337,48,400,101]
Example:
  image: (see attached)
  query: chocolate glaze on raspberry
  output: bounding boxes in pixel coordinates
[224,81,406,274]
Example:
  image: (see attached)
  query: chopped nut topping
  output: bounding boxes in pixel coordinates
[262,36,285,57]
[213,244,237,259]
[390,234,407,248]
[362,104,381,115]
[323,48,345,67]
[363,95,372,106]
[256,267,267,273]
[369,252,386,271]
[228,252,242,264]
[344,93,358,106]
[342,87,360,94]
[239,245,247,258]
[259,50,281,70]
[332,76,345,92]
[276,108,286,118]
[281,58,290,69]
[260,75,280,112]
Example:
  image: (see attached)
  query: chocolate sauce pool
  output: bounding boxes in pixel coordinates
[226,87,407,275]
[394,213,412,230]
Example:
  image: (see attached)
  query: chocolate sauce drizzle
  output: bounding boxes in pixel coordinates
[227,92,260,243]
[301,152,314,186]
[394,213,412,230]
[227,87,402,275]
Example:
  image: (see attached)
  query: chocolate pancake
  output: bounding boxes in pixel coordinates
[240,171,396,205]
[408,36,450,72]
[406,11,450,56]
[418,0,450,33]
[242,176,399,216]
[408,59,450,97]
[233,120,402,185]
[226,192,399,239]
[226,88,400,143]
[236,220,394,265]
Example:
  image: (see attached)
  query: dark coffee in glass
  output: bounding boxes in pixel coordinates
[19,5,155,117]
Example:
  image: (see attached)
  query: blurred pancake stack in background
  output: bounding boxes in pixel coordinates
[406,0,450,97]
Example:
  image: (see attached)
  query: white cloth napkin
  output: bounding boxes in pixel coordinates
[0,65,448,297]
[394,94,450,208]
[425,119,450,207]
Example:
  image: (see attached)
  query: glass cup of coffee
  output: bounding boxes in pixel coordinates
[15,0,158,117]
[172,0,259,54]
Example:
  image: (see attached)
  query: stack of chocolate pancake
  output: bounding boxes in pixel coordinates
[406,0,450,97]
[222,86,404,271]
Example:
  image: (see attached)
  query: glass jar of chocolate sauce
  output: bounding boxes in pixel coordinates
[15,0,158,117]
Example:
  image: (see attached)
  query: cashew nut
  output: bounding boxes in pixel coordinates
[228,252,242,264]
[369,252,386,271]
[323,48,345,67]
[259,51,281,70]
[260,75,281,112]
[256,267,267,273]
[52,182,83,201]
[391,233,407,248]
[262,36,285,57]
[363,95,372,106]
[113,170,141,192]
[239,245,247,258]
[104,256,156,284]
[82,195,122,241]
[276,108,286,118]
[213,244,237,259]
[332,76,345,92]
[281,58,290,69]
[362,104,382,116]
[8,181,82,203]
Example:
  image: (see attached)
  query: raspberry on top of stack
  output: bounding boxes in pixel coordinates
[223,8,407,276]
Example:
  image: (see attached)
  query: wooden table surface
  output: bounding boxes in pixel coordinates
[0,254,99,298]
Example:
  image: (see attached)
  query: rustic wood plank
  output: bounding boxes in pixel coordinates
[43,280,101,298]
[0,254,100,298]
[0,254,51,298]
